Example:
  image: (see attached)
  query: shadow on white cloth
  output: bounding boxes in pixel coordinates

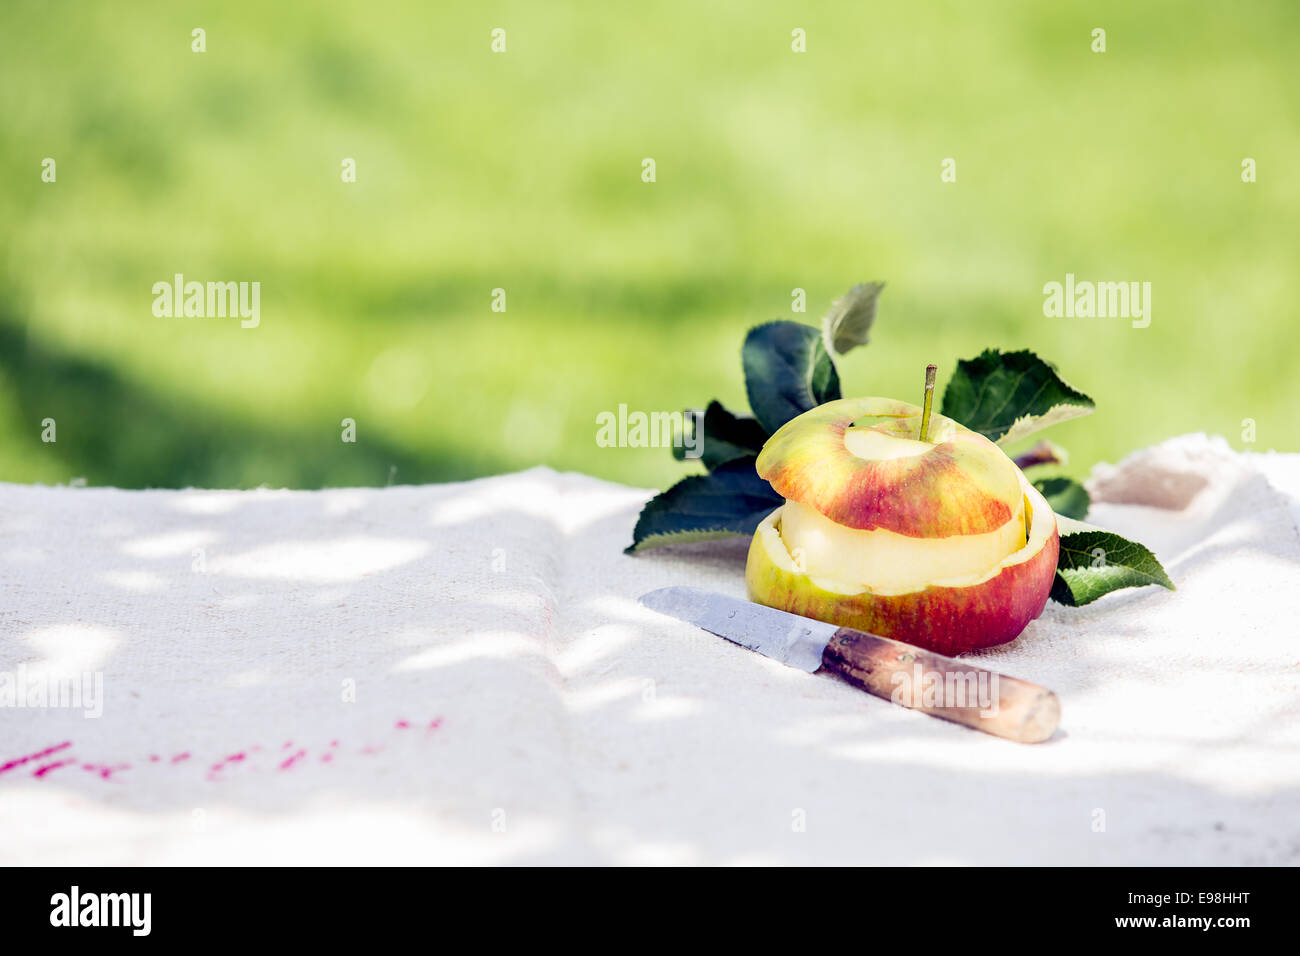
[1,435,1298,864]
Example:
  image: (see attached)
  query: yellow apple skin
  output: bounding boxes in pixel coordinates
[746,480,1060,655]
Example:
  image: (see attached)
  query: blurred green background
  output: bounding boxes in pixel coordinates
[2,1,1297,491]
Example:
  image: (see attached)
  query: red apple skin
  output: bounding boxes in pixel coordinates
[757,398,1024,538]
[746,510,1060,656]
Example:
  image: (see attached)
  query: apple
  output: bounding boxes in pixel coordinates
[744,393,1059,655]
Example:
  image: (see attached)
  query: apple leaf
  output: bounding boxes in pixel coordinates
[743,321,842,435]
[1034,476,1090,520]
[941,349,1094,445]
[625,457,783,554]
[822,282,885,356]
[1050,518,1175,606]
[672,400,770,470]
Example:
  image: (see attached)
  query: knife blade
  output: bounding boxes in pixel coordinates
[638,585,832,672]
[638,586,1060,744]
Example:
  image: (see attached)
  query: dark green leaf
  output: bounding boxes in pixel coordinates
[1050,519,1175,606]
[1034,476,1090,520]
[672,400,769,470]
[742,321,841,435]
[822,282,885,356]
[941,349,1094,445]
[625,457,783,554]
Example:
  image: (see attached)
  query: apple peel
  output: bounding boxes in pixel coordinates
[746,477,1060,655]
[757,398,1024,538]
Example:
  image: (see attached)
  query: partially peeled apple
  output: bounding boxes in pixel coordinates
[745,387,1059,655]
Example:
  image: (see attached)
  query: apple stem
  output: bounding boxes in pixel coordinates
[919,364,937,441]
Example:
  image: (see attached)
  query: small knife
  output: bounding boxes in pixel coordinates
[639,586,1060,744]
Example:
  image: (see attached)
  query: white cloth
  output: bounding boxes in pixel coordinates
[1,434,1297,865]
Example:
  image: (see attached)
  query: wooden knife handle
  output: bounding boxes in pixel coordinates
[822,627,1060,744]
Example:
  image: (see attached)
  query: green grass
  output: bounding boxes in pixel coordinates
[2,1,1297,491]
